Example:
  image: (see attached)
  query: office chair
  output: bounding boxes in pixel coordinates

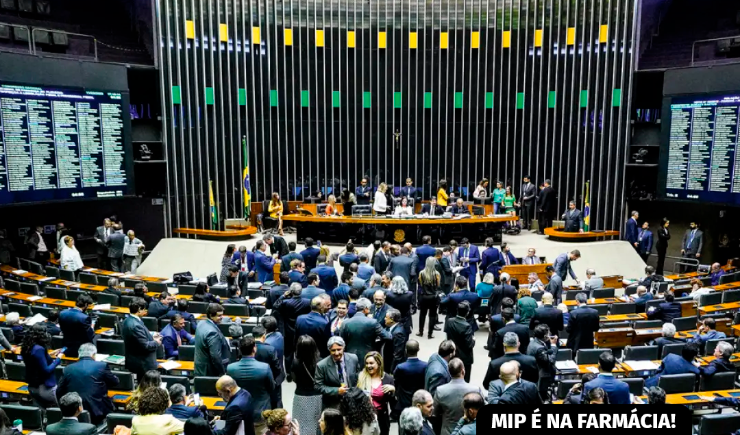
[657,373,696,394]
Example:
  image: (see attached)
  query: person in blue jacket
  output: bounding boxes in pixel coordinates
[638,221,654,263]
[254,240,277,283]
[22,323,62,408]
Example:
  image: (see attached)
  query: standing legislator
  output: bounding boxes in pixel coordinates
[536,180,555,234]
[356,178,372,205]
[625,211,640,253]
[520,177,536,230]
[680,221,703,271]
[561,201,583,233]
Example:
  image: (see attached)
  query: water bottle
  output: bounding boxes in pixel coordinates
[12,419,21,431]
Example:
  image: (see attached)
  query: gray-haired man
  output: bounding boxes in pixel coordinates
[314,336,361,409]
[339,298,391,368]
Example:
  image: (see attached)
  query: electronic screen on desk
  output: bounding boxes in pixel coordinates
[659,93,740,205]
[0,82,133,205]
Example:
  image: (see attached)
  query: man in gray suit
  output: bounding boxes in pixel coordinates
[433,358,483,435]
[561,201,584,233]
[93,218,112,270]
[106,224,126,272]
[552,250,580,283]
[387,246,416,288]
[544,266,564,304]
[680,222,704,272]
[315,336,361,409]
[227,335,275,434]
[45,392,97,435]
[583,268,604,295]
[194,303,231,376]
[425,340,456,397]
[339,298,391,367]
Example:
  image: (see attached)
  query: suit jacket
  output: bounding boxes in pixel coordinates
[441,290,480,331]
[296,312,331,356]
[330,283,351,307]
[434,379,481,435]
[527,338,558,379]
[288,270,308,288]
[583,277,604,294]
[315,352,361,408]
[276,296,311,356]
[301,285,326,301]
[269,236,290,258]
[647,302,682,324]
[562,208,583,232]
[521,183,536,203]
[56,357,119,423]
[565,305,600,353]
[490,322,531,359]
[215,388,256,435]
[59,308,95,358]
[339,315,391,366]
[700,357,735,377]
[281,252,304,273]
[483,352,539,389]
[639,229,654,255]
[255,341,283,384]
[645,354,699,388]
[373,250,392,274]
[194,319,231,376]
[263,332,285,382]
[450,204,468,215]
[227,357,275,422]
[358,263,375,280]
[107,232,125,259]
[300,247,321,271]
[546,274,564,304]
[420,203,444,216]
[388,255,415,287]
[553,253,577,281]
[537,186,555,214]
[438,257,454,293]
[626,218,639,245]
[166,403,204,420]
[649,336,685,357]
[416,245,437,273]
[338,253,360,271]
[582,374,630,404]
[161,323,194,358]
[489,284,517,315]
[400,186,417,199]
[529,305,564,334]
[444,317,474,366]
[45,419,97,435]
[500,251,518,267]
[393,357,428,411]
[456,245,480,276]
[497,380,542,405]
[480,247,502,277]
[121,315,159,376]
[386,291,414,333]
[681,229,704,255]
[94,226,109,255]
[370,303,389,325]
[384,323,408,373]
[356,185,372,204]
[148,299,172,319]
[231,251,256,274]
[255,250,277,283]
[311,265,339,292]
[425,353,451,397]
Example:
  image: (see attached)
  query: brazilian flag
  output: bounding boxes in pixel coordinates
[583,181,590,232]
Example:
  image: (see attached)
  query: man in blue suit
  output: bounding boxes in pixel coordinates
[441,276,480,332]
[311,255,339,293]
[59,294,95,358]
[56,343,119,425]
[425,340,456,396]
[356,177,372,205]
[254,240,277,283]
[231,245,256,280]
[638,221,654,262]
[581,352,630,404]
[295,296,331,356]
[456,238,480,290]
[338,242,360,271]
[301,273,326,300]
[280,241,304,273]
[479,238,502,280]
[690,318,726,347]
[275,285,311,374]
[299,237,321,271]
[330,272,353,307]
[227,336,275,434]
[215,375,256,435]
[553,250,580,283]
[288,260,308,288]
[645,342,700,388]
[161,314,194,359]
[393,340,428,419]
[166,383,204,420]
[625,210,640,253]
[400,177,417,200]
[357,254,375,281]
[260,316,285,407]
[499,242,519,267]
[416,236,437,275]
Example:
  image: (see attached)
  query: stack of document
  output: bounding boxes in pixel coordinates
[24,313,47,326]
[250,297,267,305]
[555,360,578,372]
[159,361,182,370]
[92,304,112,311]
[623,360,659,371]
[11,270,27,275]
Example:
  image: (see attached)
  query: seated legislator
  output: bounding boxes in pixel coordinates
[165,383,205,420]
[394,196,414,217]
[629,285,653,312]
[268,192,285,236]
[45,393,97,435]
[400,177,417,200]
[648,323,684,356]
[647,291,682,324]
[161,314,194,359]
[689,318,726,347]
[450,198,468,215]
[226,284,248,305]
[645,342,700,388]
[325,194,340,216]
[421,197,444,216]
[581,352,630,404]
[699,341,736,378]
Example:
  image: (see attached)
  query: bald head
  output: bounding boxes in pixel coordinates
[216,375,238,399]
[500,361,520,384]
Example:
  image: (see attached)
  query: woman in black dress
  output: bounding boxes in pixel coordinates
[656,218,670,275]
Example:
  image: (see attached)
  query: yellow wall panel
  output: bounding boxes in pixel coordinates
[440,32,448,49]
[502,31,511,48]
[347,30,356,48]
[599,25,608,43]
[316,29,325,47]
[185,20,195,39]
[534,29,543,47]
[471,31,480,49]
[567,27,576,45]
[409,32,418,49]
[378,31,387,48]
[284,28,293,46]
[219,24,228,42]
[252,27,260,44]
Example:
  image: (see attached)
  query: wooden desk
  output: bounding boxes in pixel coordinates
[564,297,624,307]
[173,227,258,240]
[698,301,740,315]
[0,379,131,405]
[599,313,646,322]
[664,263,733,281]
[544,227,620,242]
[502,264,551,286]
[554,389,740,405]
[595,327,635,348]
[48,261,169,283]
[0,289,130,315]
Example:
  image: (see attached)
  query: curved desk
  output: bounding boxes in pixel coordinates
[283,214,519,244]
[173,227,258,240]
[544,227,620,242]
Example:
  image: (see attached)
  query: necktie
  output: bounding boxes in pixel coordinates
[639,230,644,242]
[688,230,695,248]
[176,330,182,347]
[336,361,346,385]
[505,255,510,266]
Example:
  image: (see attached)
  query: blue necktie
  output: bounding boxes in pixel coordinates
[336,361,346,385]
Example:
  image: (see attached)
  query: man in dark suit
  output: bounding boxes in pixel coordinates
[441,276,480,331]
[581,352,630,404]
[648,322,685,357]
[194,303,231,377]
[499,243,519,267]
[275,284,311,371]
[166,383,205,420]
[483,331,539,389]
[520,176,537,230]
[444,302,475,383]
[165,299,198,333]
[311,255,339,293]
[388,246,415,288]
[561,201,584,233]
[536,180,555,234]
[625,210,640,252]
[490,308,531,360]
[356,177,372,205]
[227,336,275,434]
[700,341,736,378]
[215,375,256,435]
[45,392,97,435]
[543,266,564,304]
[161,313,194,359]
[495,361,542,405]
[339,298,391,367]
[121,298,162,379]
[412,390,435,435]
[529,292,563,334]
[489,273,517,316]
[59,294,95,358]
[56,343,119,425]
[645,341,700,388]
[147,291,174,319]
[254,240,277,283]
[527,324,558,401]
[296,296,331,356]
[265,234,289,258]
[487,298,520,352]
[647,291,683,324]
[301,273,326,301]
[566,293,600,354]
[450,198,468,215]
[370,290,390,324]
[400,177,417,200]
[288,260,309,288]
[553,250,580,283]
[479,238,502,280]
[394,340,428,418]
[416,236,437,275]
[373,242,392,274]
[437,248,454,295]
[225,265,251,293]
[299,238,321,271]
[638,221,654,262]
[41,309,62,336]
[226,285,248,305]
[280,241,304,273]
[231,245,256,280]
[421,197,444,216]
[106,225,126,272]
[338,242,360,272]
[315,336,361,409]
[103,277,123,299]
[456,238,480,291]
[93,218,112,270]
[330,272,353,307]
[425,340,456,396]
[681,221,704,269]
[383,308,408,373]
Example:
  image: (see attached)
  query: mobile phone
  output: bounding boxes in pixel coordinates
[59,347,67,354]
[317,240,322,247]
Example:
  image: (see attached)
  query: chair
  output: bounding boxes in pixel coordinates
[27,262,43,275]
[223,304,250,317]
[0,328,13,344]
[247,289,264,299]
[624,285,638,296]
[657,373,696,394]
[162,375,190,394]
[106,414,134,433]
[575,349,609,365]
[556,348,573,361]
[16,0,30,12]
[531,291,543,302]
[705,338,736,356]
[45,266,59,278]
[79,273,98,285]
[124,279,143,288]
[590,304,609,316]
[699,413,740,435]
[193,376,221,396]
[623,345,659,361]
[591,288,615,299]
[633,320,663,329]
[672,316,698,332]
[65,289,86,302]
[178,285,196,295]
[19,282,39,296]
[0,0,16,11]
[262,200,279,232]
[59,269,75,281]
[178,345,195,361]
[601,321,630,328]
[252,306,267,317]
[12,26,28,42]
[46,408,91,425]
[19,259,30,271]
[147,282,168,293]
[96,339,125,356]
[218,323,235,337]
[142,317,158,331]
[698,292,723,307]
[111,371,135,391]
[5,361,25,381]
[45,286,67,300]
[96,292,120,307]
[565,291,585,301]
[188,301,208,314]
[0,404,42,430]
[120,295,136,308]
[719,272,739,285]
[51,335,63,349]
[0,24,8,40]
[4,279,20,292]
[52,32,68,47]
[661,343,686,358]
[239,323,255,335]
[8,302,33,317]
[699,371,736,391]
[609,303,635,315]
[556,380,580,399]
[722,289,740,303]
[97,312,119,329]
[30,305,51,317]
[623,378,645,396]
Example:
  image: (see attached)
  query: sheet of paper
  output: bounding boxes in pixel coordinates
[94,353,110,362]
[24,313,46,326]
[555,360,578,371]
[26,296,43,302]
[623,360,659,371]
[159,360,182,370]
[38,277,55,282]
[247,282,263,289]
[250,297,266,305]
[452,266,464,273]
[93,304,111,311]
[11,270,27,275]
[586,366,599,374]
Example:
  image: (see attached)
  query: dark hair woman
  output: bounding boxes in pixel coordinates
[656,218,670,275]
[436,180,449,207]
[184,417,215,435]
[21,323,61,409]
[192,282,219,304]
[291,335,322,435]
[320,409,347,435]
[220,244,237,282]
[340,387,380,435]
